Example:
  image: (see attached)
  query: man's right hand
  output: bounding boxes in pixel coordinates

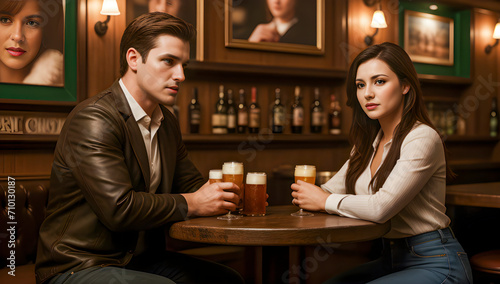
[181,181,240,217]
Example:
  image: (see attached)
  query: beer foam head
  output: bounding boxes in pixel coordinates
[222,161,244,174]
[295,165,316,177]
[209,169,222,179]
[246,172,266,185]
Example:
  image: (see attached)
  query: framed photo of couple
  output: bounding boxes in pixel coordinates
[225,0,325,55]
[0,0,77,104]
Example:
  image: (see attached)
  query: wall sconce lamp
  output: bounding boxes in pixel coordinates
[364,0,387,46]
[94,0,120,36]
[485,19,500,54]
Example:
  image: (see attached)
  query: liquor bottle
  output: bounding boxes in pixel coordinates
[329,94,342,135]
[310,88,324,133]
[227,89,237,133]
[249,87,261,134]
[188,87,201,133]
[491,97,498,137]
[212,85,228,134]
[237,89,248,133]
[271,88,285,133]
[291,86,304,134]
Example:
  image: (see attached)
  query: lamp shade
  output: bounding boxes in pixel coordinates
[370,10,387,29]
[493,22,500,39]
[100,0,120,15]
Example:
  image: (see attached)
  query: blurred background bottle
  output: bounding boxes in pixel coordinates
[189,87,200,133]
[227,89,237,134]
[212,85,228,134]
[271,88,285,133]
[237,89,248,134]
[249,87,261,134]
[310,87,324,133]
[491,96,498,137]
[291,86,304,134]
[329,94,341,135]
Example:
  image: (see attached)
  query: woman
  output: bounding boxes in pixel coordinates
[0,0,63,86]
[291,42,472,284]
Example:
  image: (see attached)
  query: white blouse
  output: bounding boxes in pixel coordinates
[321,123,450,238]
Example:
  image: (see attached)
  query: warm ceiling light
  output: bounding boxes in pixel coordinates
[429,5,438,11]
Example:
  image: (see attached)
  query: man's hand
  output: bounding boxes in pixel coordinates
[182,181,240,217]
[248,22,280,42]
[291,180,330,212]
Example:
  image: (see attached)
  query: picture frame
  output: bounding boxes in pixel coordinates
[0,0,78,104]
[399,1,471,79]
[404,10,454,66]
[126,0,204,61]
[225,0,325,55]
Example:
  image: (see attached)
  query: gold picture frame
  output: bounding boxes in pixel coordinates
[225,0,325,55]
[404,10,454,66]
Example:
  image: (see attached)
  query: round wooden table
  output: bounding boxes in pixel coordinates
[170,205,390,246]
[170,205,390,284]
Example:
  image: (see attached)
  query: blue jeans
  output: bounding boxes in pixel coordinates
[323,227,473,284]
[48,250,244,284]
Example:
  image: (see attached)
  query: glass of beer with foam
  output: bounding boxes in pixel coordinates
[291,165,316,217]
[217,161,244,220]
[209,169,223,184]
[244,172,267,216]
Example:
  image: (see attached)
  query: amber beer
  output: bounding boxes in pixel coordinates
[209,169,223,184]
[222,162,244,210]
[294,165,316,184]
[244,172,267,216]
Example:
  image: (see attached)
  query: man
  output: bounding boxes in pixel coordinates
[35,13,243,284]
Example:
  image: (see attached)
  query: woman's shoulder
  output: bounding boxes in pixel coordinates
[23,49,64,86]
[404,122,442,144]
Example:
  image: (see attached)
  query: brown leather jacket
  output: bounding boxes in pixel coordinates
[35,81,204,283]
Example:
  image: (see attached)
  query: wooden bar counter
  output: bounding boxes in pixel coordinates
[446,182,500,208]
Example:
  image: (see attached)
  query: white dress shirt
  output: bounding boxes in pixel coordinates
[119,79,163,192]
[321,123,450,238]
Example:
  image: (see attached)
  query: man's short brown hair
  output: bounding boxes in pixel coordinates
[119,12,196,76]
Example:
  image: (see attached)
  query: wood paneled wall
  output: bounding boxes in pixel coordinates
[1,0,499,182]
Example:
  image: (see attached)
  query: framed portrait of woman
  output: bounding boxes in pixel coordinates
[126,0,203,60]
[225,0,325,55]
[0,0,77,103]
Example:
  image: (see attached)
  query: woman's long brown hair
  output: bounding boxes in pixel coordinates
[345,42,454,194]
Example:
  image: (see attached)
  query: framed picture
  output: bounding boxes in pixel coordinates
[0,0,77,103]
[404,10,454,66]
[225,0,325,55]
[126,0,203,60]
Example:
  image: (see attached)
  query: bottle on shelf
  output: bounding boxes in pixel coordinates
[188,87,201,133]
[249,86,261,134]
[271,88,285,134]
[328,94,342,135]
[491,96,498,137]
[310,87,324,133]
[237,89,248,134]
[212,85,228,134]
[227,89,237,133]
[291,86,304,134]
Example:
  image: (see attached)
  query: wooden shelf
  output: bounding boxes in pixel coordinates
[185,61,348,81]
[182,133,350,150]
[418,74,473,85]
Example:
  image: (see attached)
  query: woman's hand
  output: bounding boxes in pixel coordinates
[291,180,330,212]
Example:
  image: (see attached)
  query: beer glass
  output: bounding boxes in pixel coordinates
[209,169,223,184]
[291,165,316,217]
[217,161,244,220]
[244,172,267,216]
